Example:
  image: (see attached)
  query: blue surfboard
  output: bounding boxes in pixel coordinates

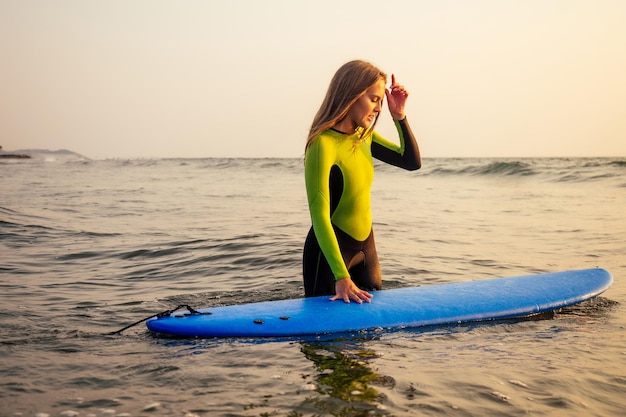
[146,268,612,338]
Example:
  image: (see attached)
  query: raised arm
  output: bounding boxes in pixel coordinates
[372,74,421,169]
[372,118,421,170]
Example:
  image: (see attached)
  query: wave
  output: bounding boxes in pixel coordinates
[412,157,626,184]
[11,156,624,185]
[609,160,626,168]
[430,160,536,177]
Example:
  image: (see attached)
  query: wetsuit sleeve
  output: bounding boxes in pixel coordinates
[304,137,351,280]
[372,118,421,170]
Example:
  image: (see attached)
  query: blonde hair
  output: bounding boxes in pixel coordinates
[306,60,387,150]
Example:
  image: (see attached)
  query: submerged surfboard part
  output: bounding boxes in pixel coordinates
[146,268,612,338]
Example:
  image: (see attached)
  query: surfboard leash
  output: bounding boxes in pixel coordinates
[108,304,211,335]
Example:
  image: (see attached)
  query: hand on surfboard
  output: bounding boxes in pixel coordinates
[331,277,373,304]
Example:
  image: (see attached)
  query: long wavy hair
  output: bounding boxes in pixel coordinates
[305,60,387,150]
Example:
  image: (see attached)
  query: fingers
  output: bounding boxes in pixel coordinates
[390,73,399,91]
[330,293,363,303]
[330,289,373,304]
[390,84,408,96]
[331,277,374,304]
[344,292,362,304]
[389,73,409,97]
[358,290,373,302]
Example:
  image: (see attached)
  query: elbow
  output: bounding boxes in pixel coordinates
[407,159,422,171]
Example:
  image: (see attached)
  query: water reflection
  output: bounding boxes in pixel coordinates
[299,339,394,416]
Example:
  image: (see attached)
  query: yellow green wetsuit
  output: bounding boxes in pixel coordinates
[303,118,421,296]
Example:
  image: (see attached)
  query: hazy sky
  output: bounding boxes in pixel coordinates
[2,0,625,159]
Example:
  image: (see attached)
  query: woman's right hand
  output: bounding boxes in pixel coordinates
[386,74,409,121]
[331,277,373,304]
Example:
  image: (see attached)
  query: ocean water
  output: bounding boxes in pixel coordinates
[1,155,625,417]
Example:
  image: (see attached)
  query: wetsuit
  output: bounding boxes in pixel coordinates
[303,118,420,297]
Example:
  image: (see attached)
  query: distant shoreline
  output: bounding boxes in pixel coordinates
[0,148,88,161]
[0,153,31,159]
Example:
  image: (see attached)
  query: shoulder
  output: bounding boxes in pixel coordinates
[306,130,342,154]
[370,129,385,143]
[318,129,344,143]
[306,131,345,174]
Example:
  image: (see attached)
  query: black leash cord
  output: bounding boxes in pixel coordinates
[108,304,209,335]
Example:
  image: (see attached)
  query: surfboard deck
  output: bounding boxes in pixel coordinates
[146,268,612,338]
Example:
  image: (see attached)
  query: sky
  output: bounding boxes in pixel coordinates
[1,0,625,159]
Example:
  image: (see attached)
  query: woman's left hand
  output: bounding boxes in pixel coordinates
[331,277,373,304]
[385,74,408,121]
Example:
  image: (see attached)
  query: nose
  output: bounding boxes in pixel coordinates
[374,101,382,112]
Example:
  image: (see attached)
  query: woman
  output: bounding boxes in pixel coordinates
[303,60,422,304]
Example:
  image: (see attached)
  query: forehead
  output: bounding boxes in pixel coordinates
[365,78,386,96]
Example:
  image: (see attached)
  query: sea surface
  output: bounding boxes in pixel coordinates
[1,155,625,417]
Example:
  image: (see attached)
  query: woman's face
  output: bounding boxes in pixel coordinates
[346,78,386,130]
